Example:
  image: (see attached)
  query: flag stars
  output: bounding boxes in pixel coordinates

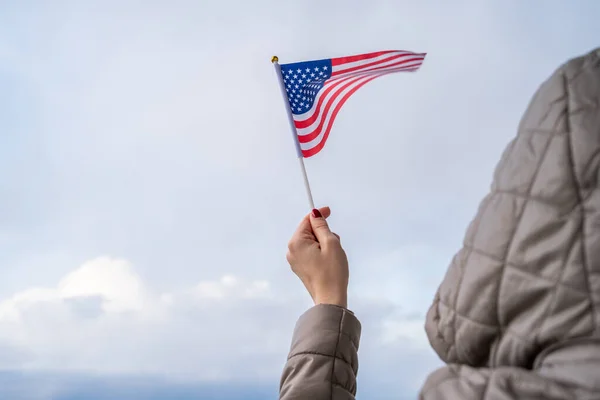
[281,60,331,115]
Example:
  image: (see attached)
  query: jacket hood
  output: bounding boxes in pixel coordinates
[425,47,600,370]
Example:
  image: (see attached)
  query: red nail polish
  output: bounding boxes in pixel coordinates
[312,209,322,218]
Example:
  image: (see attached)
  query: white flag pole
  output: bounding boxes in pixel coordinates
[272,55,315,210]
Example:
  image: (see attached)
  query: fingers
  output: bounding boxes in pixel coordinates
[318,206,331,219]
[291,206,331,238]
[288,207,333,258]
[309,208,335,244]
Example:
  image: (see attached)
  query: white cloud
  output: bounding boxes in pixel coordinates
[58,257,147,312]
[0,258,148,322]
[0,257,434,383]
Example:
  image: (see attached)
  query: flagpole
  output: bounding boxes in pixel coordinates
[272,55,315,210]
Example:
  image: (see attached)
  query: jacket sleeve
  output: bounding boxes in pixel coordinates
[419,365,580,400]
[279,304,361,400]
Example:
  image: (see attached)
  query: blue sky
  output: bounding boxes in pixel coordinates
[0,1,598,399]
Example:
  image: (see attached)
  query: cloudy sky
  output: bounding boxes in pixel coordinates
[0,1,598,399]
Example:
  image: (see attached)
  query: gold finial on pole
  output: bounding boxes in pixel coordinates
[271,55,279,63]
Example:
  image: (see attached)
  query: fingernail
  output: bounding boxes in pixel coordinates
[311,209,322,218]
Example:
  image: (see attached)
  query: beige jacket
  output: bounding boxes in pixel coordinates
[279,47,600,399]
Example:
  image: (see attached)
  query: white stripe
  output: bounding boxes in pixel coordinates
[298,74,377,152]
[329,61,425,83]
[324,63,424,90]
[331,51,421,73]
[299,66,421,152]
[294,56,425,122]
[330,60,424,81]
[293,73,362,121]
[331,55,425,80]
[295,74,372,136]
[296,63,422,136]
[331,51,411,72]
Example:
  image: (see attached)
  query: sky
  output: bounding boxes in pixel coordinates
[0,1,598,399]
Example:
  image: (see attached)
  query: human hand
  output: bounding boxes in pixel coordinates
[286,207,349,308]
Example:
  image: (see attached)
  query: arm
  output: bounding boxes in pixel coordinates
[280,304,361,400]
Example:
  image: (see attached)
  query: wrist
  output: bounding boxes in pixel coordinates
[314,293,348,309]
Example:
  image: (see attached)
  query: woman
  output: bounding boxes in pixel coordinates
[280,47,600,399]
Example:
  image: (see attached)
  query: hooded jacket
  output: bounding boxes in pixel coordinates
[279,47,600,399]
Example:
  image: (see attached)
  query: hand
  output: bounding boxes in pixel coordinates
[286,207,349,308]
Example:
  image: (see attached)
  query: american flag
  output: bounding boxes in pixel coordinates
[280,50,426,157]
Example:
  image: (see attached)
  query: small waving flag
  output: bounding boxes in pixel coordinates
[277,50,426,158]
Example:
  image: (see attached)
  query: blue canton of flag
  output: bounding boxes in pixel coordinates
[280,59,332,115]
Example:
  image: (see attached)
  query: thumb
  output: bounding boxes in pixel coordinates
[309,208,333,244]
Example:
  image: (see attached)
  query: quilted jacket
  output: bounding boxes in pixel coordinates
[279,47,600,399]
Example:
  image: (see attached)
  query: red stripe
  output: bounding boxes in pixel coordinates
[332,52,418,76]
[296,75,369,143]
[294,74,365,129]
[330,50,398,66]
[332,55,425,78]
[294,54,426,130]
[301,74,382,157]
[325,63,422,90]
[301,69,411,158]
[298,65,420,142]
